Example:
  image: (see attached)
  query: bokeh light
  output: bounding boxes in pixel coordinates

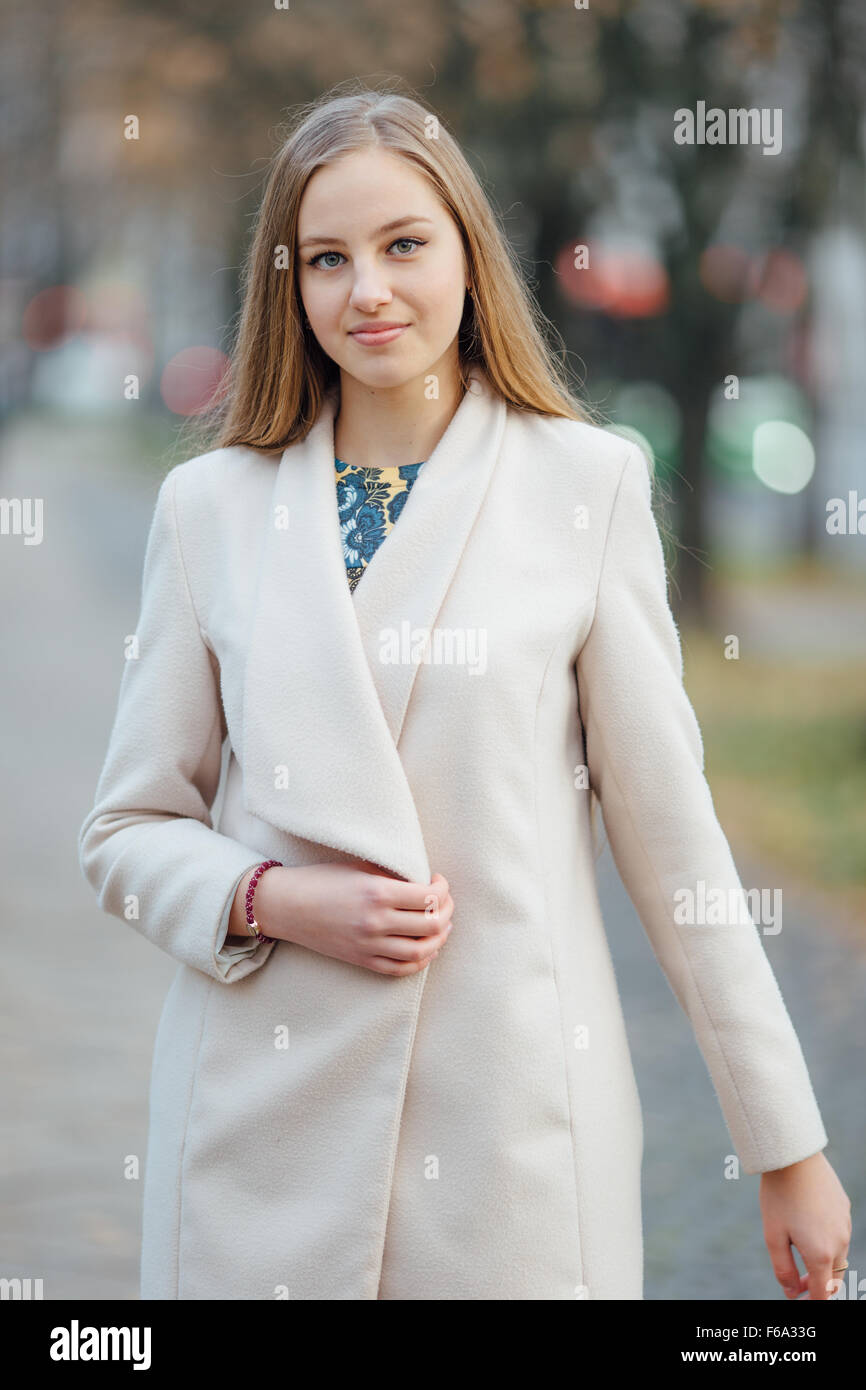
[699,244,755,303]
[705,374,811,478]
[160,346,229,416]
[700,244,808,313]
[557,239,670,317]
[22,285,88,350]
[613,381,682,465]
[752,420,816,493]
[754,249,809,314]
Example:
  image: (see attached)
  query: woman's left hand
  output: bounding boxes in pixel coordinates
[759,1151,852,1299]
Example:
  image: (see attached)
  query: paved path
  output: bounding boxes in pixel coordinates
[598,847,865,1300]
[1,414,863,1301]
[708,576,866,659]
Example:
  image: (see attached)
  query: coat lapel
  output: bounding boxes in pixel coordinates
[241,367,507,884]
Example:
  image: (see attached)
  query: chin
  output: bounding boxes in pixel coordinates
[342,360,428,392]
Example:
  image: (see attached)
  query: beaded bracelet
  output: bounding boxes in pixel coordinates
[245,859,282,943]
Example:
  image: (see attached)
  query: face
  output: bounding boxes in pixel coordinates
[295,147,469,393]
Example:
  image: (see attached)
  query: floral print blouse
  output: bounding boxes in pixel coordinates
[335,456,426,593]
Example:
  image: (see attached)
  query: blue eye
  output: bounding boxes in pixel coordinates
[304,236,427,269]
[307,251,344,269]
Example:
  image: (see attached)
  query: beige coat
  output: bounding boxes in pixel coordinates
[78,367,828,1300]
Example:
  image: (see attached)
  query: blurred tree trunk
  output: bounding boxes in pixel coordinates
[674,381,714,622]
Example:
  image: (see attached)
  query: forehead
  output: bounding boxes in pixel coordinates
[297,149,439,228]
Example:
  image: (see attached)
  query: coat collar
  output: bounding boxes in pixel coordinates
[242,367,508,884]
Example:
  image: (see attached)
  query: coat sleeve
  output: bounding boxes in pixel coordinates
[77,466,276,984]
[575,444,829,1175]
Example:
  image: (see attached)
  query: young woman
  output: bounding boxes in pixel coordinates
[79,83,850,1301]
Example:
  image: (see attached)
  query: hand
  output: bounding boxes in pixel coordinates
[759,1151,852,1299]
[241,861,455,976]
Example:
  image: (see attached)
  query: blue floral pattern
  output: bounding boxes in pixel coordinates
[335,457,425,592]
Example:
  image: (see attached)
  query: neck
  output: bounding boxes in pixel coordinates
[333,361,466,470]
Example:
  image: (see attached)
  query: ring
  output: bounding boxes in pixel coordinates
[832,1262,849,1273]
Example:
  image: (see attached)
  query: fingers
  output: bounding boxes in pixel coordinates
[812,1248,851,1301]
[805,1253,834,1301]
[766,1234,845,1301]
[368,952,444,976]
[365,871,454,938]
[368,914,454,974]
[766,1235,802,1299]
[792,1247,849,1300]
[362,870,455,975]
[375,919,453,963]
[379,892,455,938]
[360,867,451,914]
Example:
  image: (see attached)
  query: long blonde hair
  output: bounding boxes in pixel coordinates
[183,78,616,858]
[183,76,596,456]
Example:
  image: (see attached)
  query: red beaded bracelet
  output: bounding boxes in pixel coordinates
[245,859,282,943]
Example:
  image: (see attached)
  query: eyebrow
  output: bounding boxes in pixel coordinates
[297,215,434,251]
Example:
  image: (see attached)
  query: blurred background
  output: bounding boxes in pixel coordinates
[1,0,864,1302]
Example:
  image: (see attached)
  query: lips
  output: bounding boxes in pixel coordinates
[348,323,410,346]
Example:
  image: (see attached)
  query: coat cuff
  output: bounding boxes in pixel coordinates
[213,859,280,982]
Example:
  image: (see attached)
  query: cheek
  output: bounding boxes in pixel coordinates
[299,276,339,327]
[414,260,466,323]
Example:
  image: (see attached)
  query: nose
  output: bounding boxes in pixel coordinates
[348,259,394,311]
